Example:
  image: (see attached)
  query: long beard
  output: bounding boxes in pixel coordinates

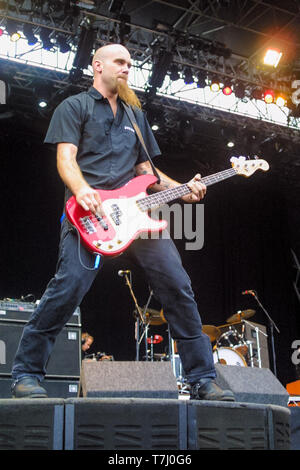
[117,80,141,109]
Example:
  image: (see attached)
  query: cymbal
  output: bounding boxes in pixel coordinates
[144,307,167,325]
[202,325,222,342]
[226,309,256,323]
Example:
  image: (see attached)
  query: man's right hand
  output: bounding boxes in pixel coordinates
[76,186,103,215]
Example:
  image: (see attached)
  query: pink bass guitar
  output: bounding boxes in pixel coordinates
[65,157,269,257]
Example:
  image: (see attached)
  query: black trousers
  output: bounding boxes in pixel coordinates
[12,220,216,384]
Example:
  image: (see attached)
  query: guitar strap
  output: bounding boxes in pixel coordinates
[122,102,161,184]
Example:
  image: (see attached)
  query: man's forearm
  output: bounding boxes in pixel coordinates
[135,160,206,203]
[57,142,89,196]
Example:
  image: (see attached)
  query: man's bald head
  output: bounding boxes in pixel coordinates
[92,44,130,65]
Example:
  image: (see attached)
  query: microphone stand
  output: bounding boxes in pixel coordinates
[251,291,280,377]
[120,271,154,361]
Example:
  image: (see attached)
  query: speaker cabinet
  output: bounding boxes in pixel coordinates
[187,400,290,450]
[0,376,80,399]
[65,398,186,450]
[0,323,81,378]
[290,407,300,450]
[80,360,179,399]
[215,363,289,407]
[0,398,64,450]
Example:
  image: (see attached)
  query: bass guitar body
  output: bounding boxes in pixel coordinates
[66,174,166,257]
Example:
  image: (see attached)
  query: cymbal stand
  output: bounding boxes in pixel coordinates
[251,291,280,376]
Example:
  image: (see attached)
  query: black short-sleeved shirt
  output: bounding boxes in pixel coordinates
[44,86,161,198]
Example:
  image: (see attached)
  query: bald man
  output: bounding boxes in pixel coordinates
[11,44,234,402]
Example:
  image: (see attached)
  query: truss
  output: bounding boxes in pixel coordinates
[1,1,300,88]
[1,0,300,144]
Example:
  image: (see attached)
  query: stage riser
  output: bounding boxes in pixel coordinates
[0,398,291,450]
[0,399,65,450]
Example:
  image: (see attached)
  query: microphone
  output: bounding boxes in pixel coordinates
[118,270,131,277]
[242,289,256,296]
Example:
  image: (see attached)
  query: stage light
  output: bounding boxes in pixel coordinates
[227,141,235,148]
[251,87,263,100]
[57,35,71,53]
[275,93,287,107]
[210,79,220,92]
[234,82,246,99]
[263,48,282,68]
[183,67,194,85]
[6,20,21,42]
[196,70,207,88]
[0,27,3,37]
[222,83,233,96]
[263,89,274,104]
[151,124,159,131]
[169,64,180,81]
[38,99,48,108]
[23,24,38,46]
[40,28,52,50]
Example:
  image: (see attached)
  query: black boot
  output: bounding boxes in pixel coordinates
[190,379,235,401]
[12,376,48,399]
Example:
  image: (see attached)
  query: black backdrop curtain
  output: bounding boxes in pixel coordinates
[0,125,299,387]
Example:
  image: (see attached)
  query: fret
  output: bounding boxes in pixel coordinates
[137,168,237,211]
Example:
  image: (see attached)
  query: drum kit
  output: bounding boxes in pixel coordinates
[136,306,259,368]
[204,309,257,368]
[120,269,267,384]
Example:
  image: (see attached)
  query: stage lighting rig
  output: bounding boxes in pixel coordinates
[40,28,52,50]
[263,49,282,68]
[222,81,233,96]
[210,77,220,92]
[263,89,274,104]
[149,50,173,90]
[23,24,38,46]
[234,82,246,99]
[183,67,194,85]
[56,34,71,53]
[6,19,21,42]
[196,70,207,88]
[169,64,180,82]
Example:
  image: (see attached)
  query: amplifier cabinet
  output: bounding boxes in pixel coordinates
[0,376,80,399]
[0,322,81,378]
[0,301,81,326]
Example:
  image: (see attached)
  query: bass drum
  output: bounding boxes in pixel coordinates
[213,347,247,367]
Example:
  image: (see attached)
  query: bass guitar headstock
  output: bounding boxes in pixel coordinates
[230,156,269,177]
